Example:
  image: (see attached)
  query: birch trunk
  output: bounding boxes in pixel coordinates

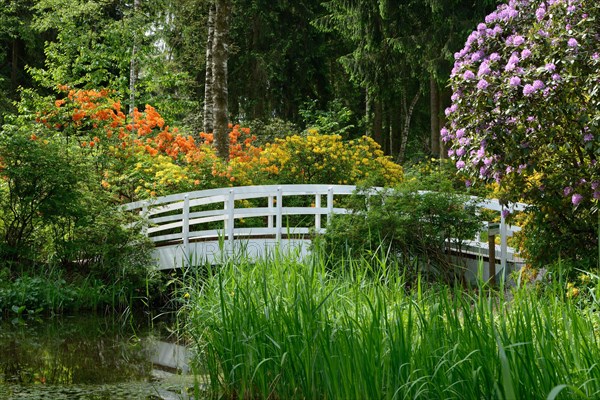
[430,75,440,158]
[365,88,373,137]
[203,3,215,134]
[129,0,140,115]
[212,0,229,160]
[398,89,420,163]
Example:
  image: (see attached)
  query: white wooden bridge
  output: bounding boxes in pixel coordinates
[122,184,527,281]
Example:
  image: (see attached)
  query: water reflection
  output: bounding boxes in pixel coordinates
[0,315,193,399]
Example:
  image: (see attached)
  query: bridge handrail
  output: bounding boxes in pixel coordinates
[122,184,528,271]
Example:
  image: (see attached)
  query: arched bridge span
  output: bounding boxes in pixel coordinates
[122,184,526,280]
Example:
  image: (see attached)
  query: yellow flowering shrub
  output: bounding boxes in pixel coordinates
[102,146,193,199]
[248,130,402,186]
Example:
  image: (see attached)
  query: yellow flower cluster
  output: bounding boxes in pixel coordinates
[253,131,402,186]
[566,282,580,299]
[133,154,189,197]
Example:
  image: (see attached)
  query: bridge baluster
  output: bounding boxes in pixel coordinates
[326,187,334,225]
[267,195,274,229]
[315,194,321,232]
[500,205,508,281]
[140,204,148,236]
[276,187,282,241]
[183,195,190,264]
[227,189,235,252]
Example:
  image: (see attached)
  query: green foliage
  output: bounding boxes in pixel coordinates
[403,157,492,196]
[322,180,483,281]
[0,0,47,124]
[0,91,158,313]
[0,125,84,260]
[516,206,598,273]
[226,0,345,124]
[28,0,196,126]
[245,117,300,145]
[0,270,70,315]
[299,98,356,136]
[0,264,152,315]
[31,0,131,91]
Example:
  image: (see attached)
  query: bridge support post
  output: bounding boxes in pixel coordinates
[267,195,274,229]
[140,204,148,236]
[487,222,498,285]
[500,207,508,282]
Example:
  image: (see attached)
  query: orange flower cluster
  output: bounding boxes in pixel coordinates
[44,89,264,198]
[199,132,214,144]
[130,105,165,136]
[229,125,259,161]
[49,88,127,141]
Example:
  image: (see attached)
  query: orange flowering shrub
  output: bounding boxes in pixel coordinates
[34,88,402,202]
[36,88,265,200]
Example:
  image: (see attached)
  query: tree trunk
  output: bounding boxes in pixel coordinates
[212,0,230,160]
[383,104,391,155]
[390,102,402,156]
[203,3,215,133]
[438,89,450,158]
[398,89,420,163]
[430,75,440,158]
[365,88,373,137]
[129,0,140,115]
[373,98,383,147]
[439,91,447,159]
[250,17,266,119]
[388,111,393,156]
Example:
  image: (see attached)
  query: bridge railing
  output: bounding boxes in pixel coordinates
[121,184,528,272]
[122,184,358,246]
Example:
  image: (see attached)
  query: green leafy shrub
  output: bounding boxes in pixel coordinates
[0,92,158,313]
[245,118,300,145]
[0,126,85,261]
[403,157,492,197]
[516,205,598,274]
[55,205,155,290]
[321,181,483,281]
[0,267,80,315]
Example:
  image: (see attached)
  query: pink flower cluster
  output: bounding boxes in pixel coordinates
[444,0,599,207]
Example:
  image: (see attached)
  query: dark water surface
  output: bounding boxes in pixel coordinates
[0,314,196,399]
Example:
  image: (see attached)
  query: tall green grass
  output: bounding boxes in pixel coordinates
[183,253,600,399]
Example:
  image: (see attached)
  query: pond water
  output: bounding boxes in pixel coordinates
[0,314,199,399]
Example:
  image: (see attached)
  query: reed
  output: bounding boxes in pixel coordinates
[183,253,600,399]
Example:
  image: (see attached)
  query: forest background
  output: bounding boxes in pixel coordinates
[0,0,499,162]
